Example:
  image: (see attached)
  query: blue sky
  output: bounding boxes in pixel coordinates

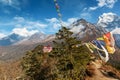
[0,0,120,38]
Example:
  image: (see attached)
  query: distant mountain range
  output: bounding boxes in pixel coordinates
[0,19,104,61]
[0,13,120,61]
[13,32,48,45]
[0,32,51,46]
[0,33,55,61]
[0,13,120,46]
[0,33,25,46]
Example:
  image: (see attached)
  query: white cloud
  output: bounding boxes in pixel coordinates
[44,17,78,33]
[67,18,77,23]
[53,23,61,29]
[0,21,15,26]
[0,0,21,10]
[26,21,47,28]
[80,13,91,20]
[97,0,106,7]
[0,33,6,39]
[0,16,47,29]
[34,22,47,28]
[12,16,47,29]
[15,24,22,27]
[97,0,117,8]
[45,18,60,29]
[89,6,98,11]
[0,0,11,5]
[83,8,87,11]
[1,17,78,35]
[89,0,117,11]
[0,16,48,36]
[12,28,38,37]
[14,16,25,23]
[46,17,77,32]
[62,18,78,27]
[45,18,59,23]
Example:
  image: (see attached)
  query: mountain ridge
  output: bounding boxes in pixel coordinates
[0,17,120,61]
[0,33,25,46]
[97,12,120,31]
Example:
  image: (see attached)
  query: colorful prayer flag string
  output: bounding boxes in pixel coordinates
[54,0,63,27]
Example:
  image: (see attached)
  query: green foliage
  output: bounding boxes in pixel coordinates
[21,45,56,80]
[50,27,90,80]
[21,45,41,79]
[21,27,90,80]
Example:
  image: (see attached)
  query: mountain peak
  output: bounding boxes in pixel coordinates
[0,33,25,46]
[98,13,116,24]
[72,18,87,26]
[77,18,87,22]
[28,32,44,40]
[97,12,120,31]
[70,18,103,42]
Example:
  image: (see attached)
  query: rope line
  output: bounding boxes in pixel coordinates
[54,0,63,27]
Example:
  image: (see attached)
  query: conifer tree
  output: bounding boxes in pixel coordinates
[21,27,90,80]
[21,45,56,80]
[21,45,43,79]
[50,27,90,80]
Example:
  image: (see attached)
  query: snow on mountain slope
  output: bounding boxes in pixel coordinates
[111,28,120,34]
[13,32,49,45]
[97,13,116,27]
[0,33,26,46]
[97,12,120,48]
[70,19,103,41]
[97,12,120,31]
[111,28,120,48]
[0,32,49,46]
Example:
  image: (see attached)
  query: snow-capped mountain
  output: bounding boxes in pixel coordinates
[0,18,104,61]
[0,32,54,60]
[0,33,26,46]
[111,28,120,48]
[97,12,120,48]
[1,16,120,61]
[14,32,50,45]
[28,32,47,41]
[0,31,55,46]
[0,31,51,46]
[97,12,120,31]
[70,19,104,42]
